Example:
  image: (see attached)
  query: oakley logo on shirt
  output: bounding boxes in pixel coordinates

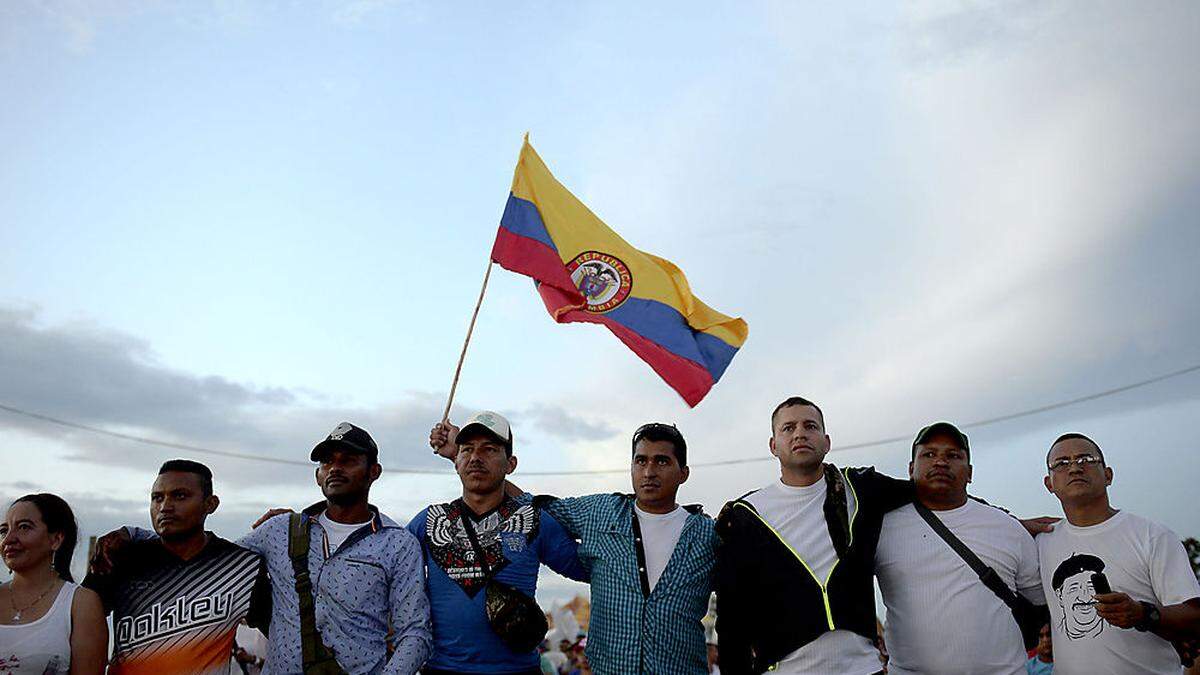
[115,589,238,649]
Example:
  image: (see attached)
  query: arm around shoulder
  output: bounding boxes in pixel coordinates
[852,466,914,513]
[537,512,589,583]
[535,492,612,540]
[714,505,753,674]
[70,586,108,675]
[237,511,288,555]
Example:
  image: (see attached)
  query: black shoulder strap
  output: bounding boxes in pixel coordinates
[629,511,652,598]
[823,464,851,558]
[288,513,345,675]
[912,502,1020,609]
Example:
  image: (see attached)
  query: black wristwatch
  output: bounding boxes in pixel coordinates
[1134,601,1161,632]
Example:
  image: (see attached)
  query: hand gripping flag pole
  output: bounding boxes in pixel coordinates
[441,259,493,422]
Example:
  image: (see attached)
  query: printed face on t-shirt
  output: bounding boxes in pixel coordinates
[1056,569,1105,639]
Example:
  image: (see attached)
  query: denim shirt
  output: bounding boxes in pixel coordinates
[240,503,432,675]
[533,493,717,675]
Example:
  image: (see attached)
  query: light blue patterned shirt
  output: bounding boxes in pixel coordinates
[241,504,432,675]
[534,493,717,675]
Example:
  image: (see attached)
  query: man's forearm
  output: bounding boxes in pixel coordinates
[1153,599,1200,642]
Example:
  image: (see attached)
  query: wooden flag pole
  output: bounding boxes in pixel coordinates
[442,260,494,422]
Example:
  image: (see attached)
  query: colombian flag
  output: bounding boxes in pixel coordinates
[490,137,748,407]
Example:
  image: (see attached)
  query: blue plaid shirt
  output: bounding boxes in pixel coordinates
[535,493,716,675]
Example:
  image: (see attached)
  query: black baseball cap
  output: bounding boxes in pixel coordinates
[310,422,379,462]
[911,421,970,457]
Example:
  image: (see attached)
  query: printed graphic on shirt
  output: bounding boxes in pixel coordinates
[1051,552,1108,640]
[0,654,60,674]
[87,540,264,675]
[426,498,539,597]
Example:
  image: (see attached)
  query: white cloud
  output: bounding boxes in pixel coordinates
[1,1,1196,550]
[0,0,151,54]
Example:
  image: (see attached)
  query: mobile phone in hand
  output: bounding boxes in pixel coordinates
[1091,572,1112,595]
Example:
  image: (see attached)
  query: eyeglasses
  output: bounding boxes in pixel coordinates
[1047,455,1104,472]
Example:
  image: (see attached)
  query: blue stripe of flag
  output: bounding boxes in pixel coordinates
[605,297,739,384]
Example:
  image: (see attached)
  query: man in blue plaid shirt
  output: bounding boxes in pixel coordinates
[431,421,716,675]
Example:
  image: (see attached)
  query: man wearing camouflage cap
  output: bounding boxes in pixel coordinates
[412,411,587,675]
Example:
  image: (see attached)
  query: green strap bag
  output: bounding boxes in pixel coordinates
[288,513,349,675]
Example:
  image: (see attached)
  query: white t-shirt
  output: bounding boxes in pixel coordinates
[317,512,371,554]
[1037,510,1200,675]
[744,478,880,675]
[0,581,76,675]
[876,500,1043,675]
[634,503,690,592]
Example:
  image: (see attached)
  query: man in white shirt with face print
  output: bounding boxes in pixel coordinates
[1038,433,1200,674]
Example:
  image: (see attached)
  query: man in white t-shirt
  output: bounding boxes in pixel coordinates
[1038,432,1200,674]
[716,396,914,675]
[876,422,1046,675]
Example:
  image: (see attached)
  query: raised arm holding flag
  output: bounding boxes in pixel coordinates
[442,135,748,417]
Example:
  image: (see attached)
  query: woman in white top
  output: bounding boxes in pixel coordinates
[0,493,106,675]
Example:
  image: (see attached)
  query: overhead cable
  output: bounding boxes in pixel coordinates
[1,363,1197,477]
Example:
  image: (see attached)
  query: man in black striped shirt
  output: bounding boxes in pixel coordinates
[84,459,269,675]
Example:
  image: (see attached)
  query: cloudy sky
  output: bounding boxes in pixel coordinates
[2,1,1198,602]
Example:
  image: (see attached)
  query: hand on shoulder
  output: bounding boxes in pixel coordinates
[251,508,295,529]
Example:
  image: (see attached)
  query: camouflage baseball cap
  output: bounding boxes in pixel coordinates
[455,410,513,450]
